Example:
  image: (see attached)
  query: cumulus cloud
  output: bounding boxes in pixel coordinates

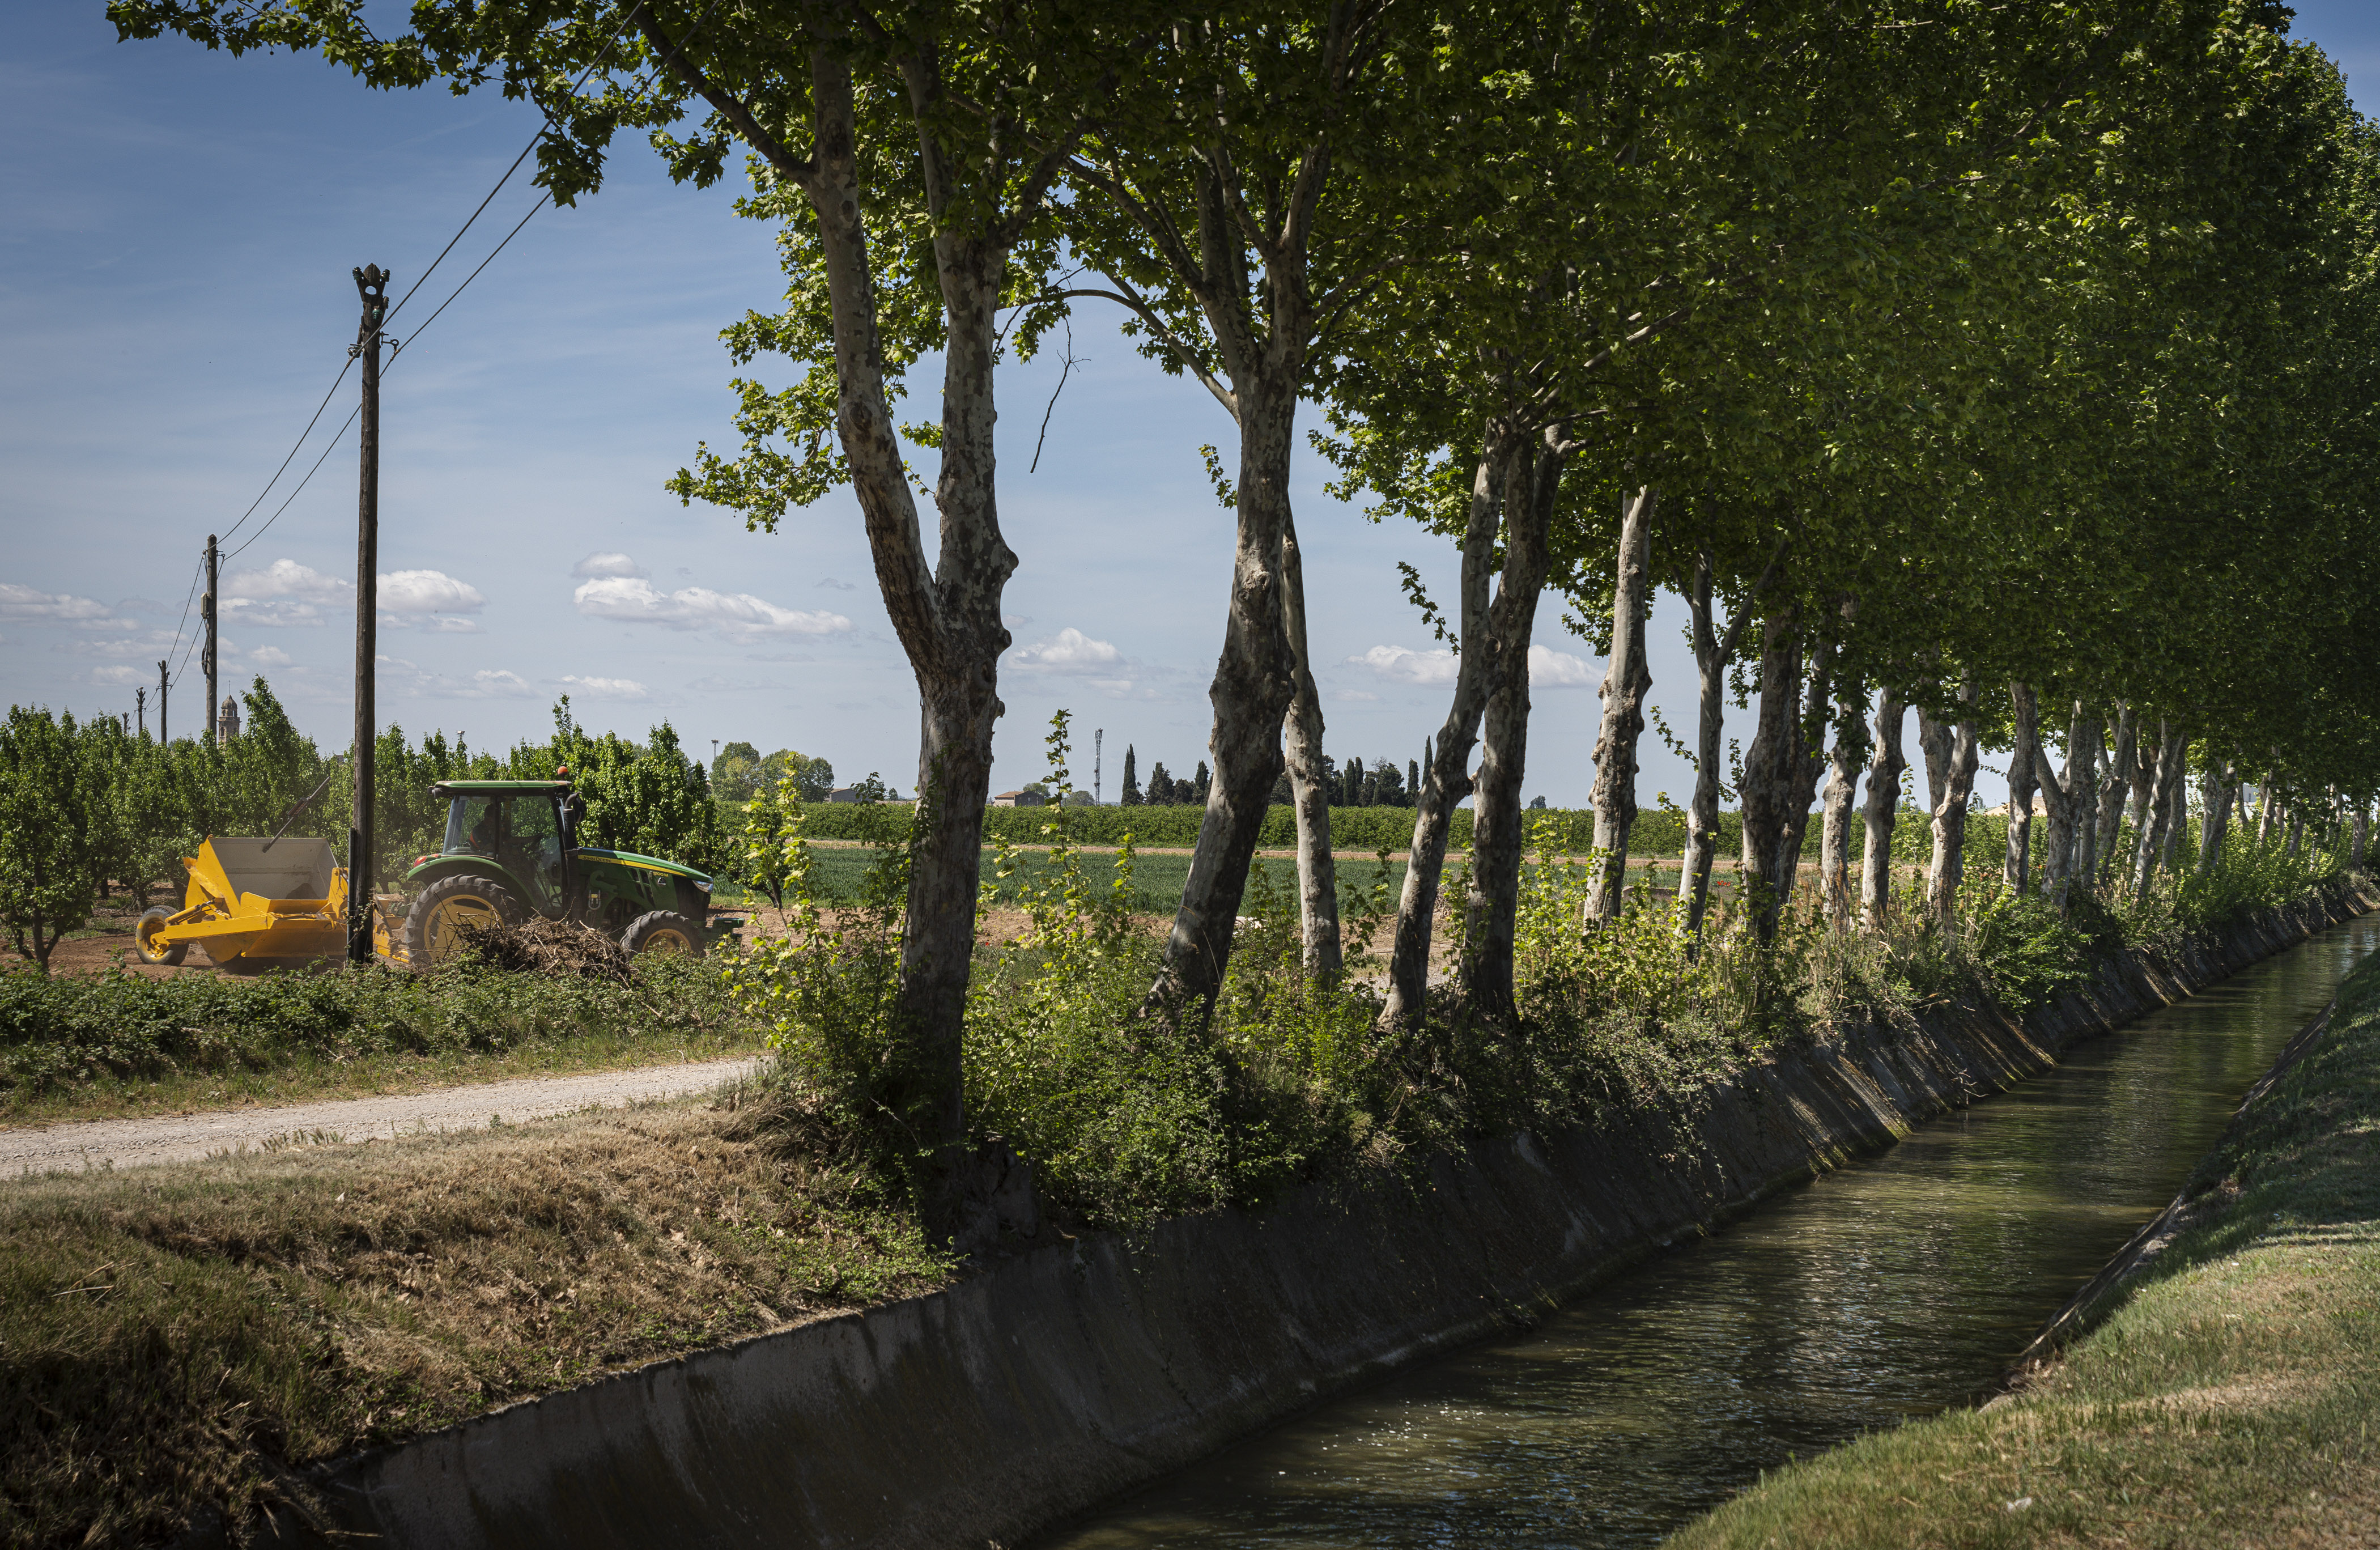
[92,665,143,685]
[380,570,486,614]
[559,674,649,700]
[572,576,851,641]
[225,559,351,604]
[0,583,131,629]
[459,669,536,699]
[1527,644,1598,687]
[573,552,647,579]
[248,646,292,667]
[1348,642,1601,691]
[1348,644,1460,685]
[1008,627,1124,674]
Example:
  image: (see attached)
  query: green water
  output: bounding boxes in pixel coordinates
[1036,914,2380,1549]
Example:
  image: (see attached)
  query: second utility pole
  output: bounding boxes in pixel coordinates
[348,264,388,962]
[203,533,219,747]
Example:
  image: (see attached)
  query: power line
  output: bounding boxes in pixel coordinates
[388,196,550,364]
[222,401,362,566]
[218,354,357,549]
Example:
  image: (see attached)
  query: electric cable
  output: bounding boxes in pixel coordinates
[217,354,358,549]
[222,402,362,565]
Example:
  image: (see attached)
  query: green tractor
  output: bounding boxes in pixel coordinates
[400,779,741,967]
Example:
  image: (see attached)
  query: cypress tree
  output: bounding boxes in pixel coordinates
[1120,744,1141,805]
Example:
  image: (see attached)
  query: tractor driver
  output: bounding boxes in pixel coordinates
[466,800,504,855]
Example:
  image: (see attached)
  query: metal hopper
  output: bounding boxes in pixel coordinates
[134,836,353,969]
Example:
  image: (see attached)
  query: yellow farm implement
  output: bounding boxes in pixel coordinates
[133,836,390,970]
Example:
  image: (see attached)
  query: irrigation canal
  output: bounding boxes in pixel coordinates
[1037,914,2380,1549]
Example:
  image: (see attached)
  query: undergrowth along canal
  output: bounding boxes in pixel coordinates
[1038,914,2380,1550]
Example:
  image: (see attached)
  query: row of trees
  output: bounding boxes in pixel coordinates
[117,0,2380,1226]
[0,683,732,968]
[1116,745,1417,808]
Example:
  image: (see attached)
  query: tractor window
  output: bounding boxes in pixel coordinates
[445,797,502,856]
[512,797,566,902]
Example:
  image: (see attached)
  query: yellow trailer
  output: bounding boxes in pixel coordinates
[133,836,367,970]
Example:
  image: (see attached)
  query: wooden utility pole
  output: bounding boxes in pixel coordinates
[135,687,147,740]
[1094,728,1104,806]
[349,264,388,962]
[156,660,168,744]
[203,533,219,748]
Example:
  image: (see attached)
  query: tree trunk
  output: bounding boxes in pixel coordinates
[2128,723,2184,893]
[1774,636,1837,920]
[2004,682,2041,893]
[1460,440,1561,1022]
[2096,702,2136,885]
[1820,679,1864,935]
[2032,700,2099,908]
[1156,371,1302,1016]
[1382,426,1561,1027]
[1919,680,1980,921]
[1681,545,1779,945]
[2068,703,2103,890]
[2196,751,2232,873]
[2352,800,2369,870]
[1860,686,1907,929]
[1737,613,1800,943]
[1585,487,1657,921]
[2161,749,2191,872]
[1278,510,1339,980]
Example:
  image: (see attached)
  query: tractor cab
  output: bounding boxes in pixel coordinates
[434,780,579,912]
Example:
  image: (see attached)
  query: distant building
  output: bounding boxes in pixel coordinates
[216,694,241,742]
[825,786,862,803]
[992,787,1048,807]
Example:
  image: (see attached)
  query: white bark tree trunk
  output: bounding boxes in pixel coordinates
[1820,680,1864,935]
[2004,682,2041,893]
[2196,751,2233,874]
[1585,487,1658,921]
[2128,723,2185,893]
[1919,680,1980,921]
[2029,700,2096,908]
[2096,702,2137,887]
[1860,687,1907,929]
[1278,512,1339,979]
[1680,542,1782,945]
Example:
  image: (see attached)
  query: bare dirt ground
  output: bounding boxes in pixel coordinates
[0,1054,764,1175]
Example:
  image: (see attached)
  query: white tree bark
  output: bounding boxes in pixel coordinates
[2128,723,2185,893]
[2005,682,2041,892]
[1860,687,1907,930]
[1820,681,1865,935]
[1680,542,1783,945]
[1918,680,1980,921]
[1585,487,1658,921]
[2029,699,2098,908]
[2096,702,2137,886]
[1278,513,1338,979]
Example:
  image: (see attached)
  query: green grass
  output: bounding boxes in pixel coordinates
[0,956,760,1124]
[1662,946,2380,1550]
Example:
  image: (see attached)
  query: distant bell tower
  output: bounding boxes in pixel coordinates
[216,694,242,743]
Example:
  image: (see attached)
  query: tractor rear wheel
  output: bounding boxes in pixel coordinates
[622,910,704,959]
[407,874,525,967]
[134,907,187,967]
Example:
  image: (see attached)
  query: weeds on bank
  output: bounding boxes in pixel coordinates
[733,743,2354,1235]
[0,1099,954,1550]
[0,953,749,1122]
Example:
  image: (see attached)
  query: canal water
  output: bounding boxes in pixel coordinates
[1039,914,2379,1550]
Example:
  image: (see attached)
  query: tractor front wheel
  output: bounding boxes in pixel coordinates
[622,910,704,959]
[134,907,187,967]
[407,874,525,968]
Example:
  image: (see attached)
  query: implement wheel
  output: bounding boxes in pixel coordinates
[133,907,187,967]
[406,874,525,968]
[622,910,703,959]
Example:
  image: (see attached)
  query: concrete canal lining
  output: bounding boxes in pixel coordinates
[214,882,2374,1550]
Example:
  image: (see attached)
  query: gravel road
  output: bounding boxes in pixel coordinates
[0,1056,766,1175]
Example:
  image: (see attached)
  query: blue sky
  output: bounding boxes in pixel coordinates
[6,6,2373,809]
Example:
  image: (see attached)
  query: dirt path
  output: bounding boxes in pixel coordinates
[0,1055,766,1175]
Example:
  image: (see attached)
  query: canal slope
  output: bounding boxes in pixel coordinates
[1664,929,2380,1549]
[217,882,2374,1550]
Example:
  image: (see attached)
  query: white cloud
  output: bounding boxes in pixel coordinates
[572,576,851,641]
[379,570,486,614]
[1349,644,1460,685]
[1008,627,1124,674]
[92,665,142,685]
[224,558,351,604]
[459,669,536,699]
[1528,644,1598,687]
[248,646,292,667]
[1347,642,1600,690]
[0,583,131,629]
[558,674,649,700]
[817,576,857,591]
[573,552,647,579]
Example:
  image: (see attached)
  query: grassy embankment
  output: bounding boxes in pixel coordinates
[0,952,758,1124]
[1665,948,2380,1549]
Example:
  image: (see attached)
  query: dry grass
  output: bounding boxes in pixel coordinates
[1663,955,2380,1550]
[0,1088,955,1550]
